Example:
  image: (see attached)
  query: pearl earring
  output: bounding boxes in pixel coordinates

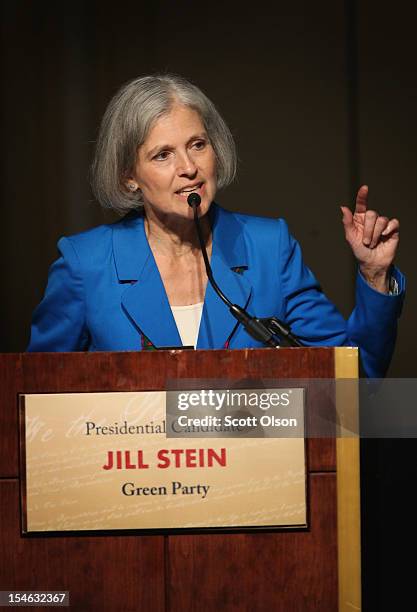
[128,183,137,192]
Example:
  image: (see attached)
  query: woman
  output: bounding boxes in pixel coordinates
[28,74,404,377]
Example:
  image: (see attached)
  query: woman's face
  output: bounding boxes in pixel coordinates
[130,104,217,220]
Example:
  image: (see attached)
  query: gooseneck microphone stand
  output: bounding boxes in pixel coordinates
[187,193,303,348]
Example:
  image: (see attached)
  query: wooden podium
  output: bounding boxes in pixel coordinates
[0,347,360,611]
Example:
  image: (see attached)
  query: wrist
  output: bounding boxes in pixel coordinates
[359,265,390,294]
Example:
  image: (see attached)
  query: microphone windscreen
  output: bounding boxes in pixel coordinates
[187,192,201,207]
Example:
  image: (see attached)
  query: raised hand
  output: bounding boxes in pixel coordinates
[340,185,400,293]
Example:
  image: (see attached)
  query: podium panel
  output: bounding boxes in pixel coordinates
[0,348,359,611]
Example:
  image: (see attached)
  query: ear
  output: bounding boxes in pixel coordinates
[126,181,139,192]
[122,172,140,193]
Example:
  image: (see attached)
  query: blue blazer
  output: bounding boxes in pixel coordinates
[28,204,405,377]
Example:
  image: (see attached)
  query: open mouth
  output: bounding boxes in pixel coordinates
[175,182,204,196]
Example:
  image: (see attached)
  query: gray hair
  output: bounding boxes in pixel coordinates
[91,74,237,214]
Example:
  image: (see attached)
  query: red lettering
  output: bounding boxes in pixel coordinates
[102,451,114,470]
[157,449,170,468]
[137,450,149,469]
[124,451,135,469]
[155,448,227,468]
[170,449,184,467]
[207,448,227,467]
[186,449,197,467]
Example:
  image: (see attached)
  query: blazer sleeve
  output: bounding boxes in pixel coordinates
[27,237,90,352]
[277,219,405,377]
[347,268,405,377]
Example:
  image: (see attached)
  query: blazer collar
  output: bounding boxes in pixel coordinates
[112,210,149,282]
[112,204,251,349]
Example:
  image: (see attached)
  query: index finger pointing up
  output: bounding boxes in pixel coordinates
[355,184,369,214]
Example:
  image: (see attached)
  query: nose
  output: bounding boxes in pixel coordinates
[176,151,197,177]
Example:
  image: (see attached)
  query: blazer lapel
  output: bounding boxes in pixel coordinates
[112,205,252,350]
[113,213,182,349]
[197,205,252,349]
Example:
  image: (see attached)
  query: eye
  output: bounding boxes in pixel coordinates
[192,139,207,151]
[153,150,170,161]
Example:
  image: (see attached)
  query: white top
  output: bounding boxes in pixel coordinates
[171,302,204,348]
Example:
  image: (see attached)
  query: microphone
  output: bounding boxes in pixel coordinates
[187,192,201,208]
[187,193,303,348]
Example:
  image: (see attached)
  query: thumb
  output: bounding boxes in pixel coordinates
[340,205,353,230]
[340,205,356,244]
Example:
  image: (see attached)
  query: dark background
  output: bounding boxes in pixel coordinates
[1,1,416,609]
